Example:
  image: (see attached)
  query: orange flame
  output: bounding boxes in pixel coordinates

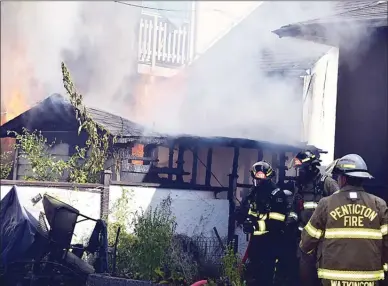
[3,90,30,123]
[131,144,145,165]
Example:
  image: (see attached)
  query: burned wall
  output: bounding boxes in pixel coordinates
[335,28,388,198]
[156,145,297,201]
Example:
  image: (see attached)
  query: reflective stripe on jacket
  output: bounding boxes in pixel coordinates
[248,209,286,236]
[299,185,388,282]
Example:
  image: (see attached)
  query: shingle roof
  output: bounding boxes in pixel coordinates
[273,0,388,42]
[0,94,312,151]
[0,94,160,138]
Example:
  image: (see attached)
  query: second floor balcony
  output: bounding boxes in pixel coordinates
[138,12,193,71]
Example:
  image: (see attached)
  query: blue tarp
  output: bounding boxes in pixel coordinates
[0,185,39,266]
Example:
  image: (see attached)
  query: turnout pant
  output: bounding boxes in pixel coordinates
[245,234,280,286]
[276,230,299,286]
[299,248,320,286]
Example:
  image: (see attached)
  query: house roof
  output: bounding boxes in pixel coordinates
[272,0,388,45]
[0,93,157,138]
[185,1,332,78]
[0,94,314,152]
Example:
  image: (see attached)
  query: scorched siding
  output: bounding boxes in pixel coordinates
[302,47,339,166]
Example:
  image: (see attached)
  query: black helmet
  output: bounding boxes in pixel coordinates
[250,161,275,183]
[288,150,321,170]
[289,150,321,184]
[332,154,373,179]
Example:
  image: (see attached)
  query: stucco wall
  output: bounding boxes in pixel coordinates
[302,47,339,166]
[1,183,229,241]
[109,185,229,238]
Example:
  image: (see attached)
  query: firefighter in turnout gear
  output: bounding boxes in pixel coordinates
[235,161,291,285]
[287,150,340,286]
[300,154,388,286]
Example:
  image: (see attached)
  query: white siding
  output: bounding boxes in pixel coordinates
[302,47,339,166]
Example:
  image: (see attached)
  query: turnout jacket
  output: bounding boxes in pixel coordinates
[293,174,340,231]
[236,181,289,236]
[300,185,388,282]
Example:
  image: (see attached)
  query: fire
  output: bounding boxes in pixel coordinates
[131,144,145,165]
[1,90,30,155]
[3,90,30,123]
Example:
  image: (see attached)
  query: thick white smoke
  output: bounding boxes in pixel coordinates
[1,1,372,145]
[1,1,140,114]
[137,1,338,144]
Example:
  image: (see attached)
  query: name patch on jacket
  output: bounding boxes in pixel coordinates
[329,204,378,227]
[330,281,377,286]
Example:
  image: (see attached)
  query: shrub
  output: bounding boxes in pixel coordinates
[0,151,12,179]
[10,128,68,181]
[108,190,199,284]
[130,196,176,282]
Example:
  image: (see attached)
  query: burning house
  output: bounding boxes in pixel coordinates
[0,93,321,242]
[273,0,388,199]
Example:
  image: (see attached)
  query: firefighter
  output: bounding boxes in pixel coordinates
[299,153,388,286]
[235,161,291,285]
[287,150,340,286]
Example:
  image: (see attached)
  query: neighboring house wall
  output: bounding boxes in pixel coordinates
[335,28,388,198]
[302,47,339,166]
[194,2,262,59]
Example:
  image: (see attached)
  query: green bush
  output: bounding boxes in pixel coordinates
[207,243,245,286]
[0,151,12,179]
[130,196,176,282]
[108,190,198,285]
[10,128,68,181]
[221,244,245,286]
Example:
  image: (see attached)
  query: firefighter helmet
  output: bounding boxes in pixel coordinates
[288,150,320,170]
[289,150,321,184]
[250,161,275,181]
[325,158,340,176]
[332,154,373,179]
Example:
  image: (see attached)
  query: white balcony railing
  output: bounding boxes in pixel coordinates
[138,13,191,68]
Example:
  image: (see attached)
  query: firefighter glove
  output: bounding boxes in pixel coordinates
[243,218,256,234]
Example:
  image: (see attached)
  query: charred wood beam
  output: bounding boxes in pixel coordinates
[278,152,287,185]
[176,146,185,183]
[114,136,305,153]
[272,153,279,180]
[111,180,230,193]
[168,146,174,181]
[125,155,159,162]
[228,147,240,244]
[257,148,263,162]
[205,148,213,186]
[191,146,198,185]
[143,144,159,165]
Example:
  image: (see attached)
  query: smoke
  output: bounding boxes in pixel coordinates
[1,1,140,114]
[1,1,374,145]
[138,1,377,144]
[137,1,339,144]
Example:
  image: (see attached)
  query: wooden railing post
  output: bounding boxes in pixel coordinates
[228,147,240,245]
